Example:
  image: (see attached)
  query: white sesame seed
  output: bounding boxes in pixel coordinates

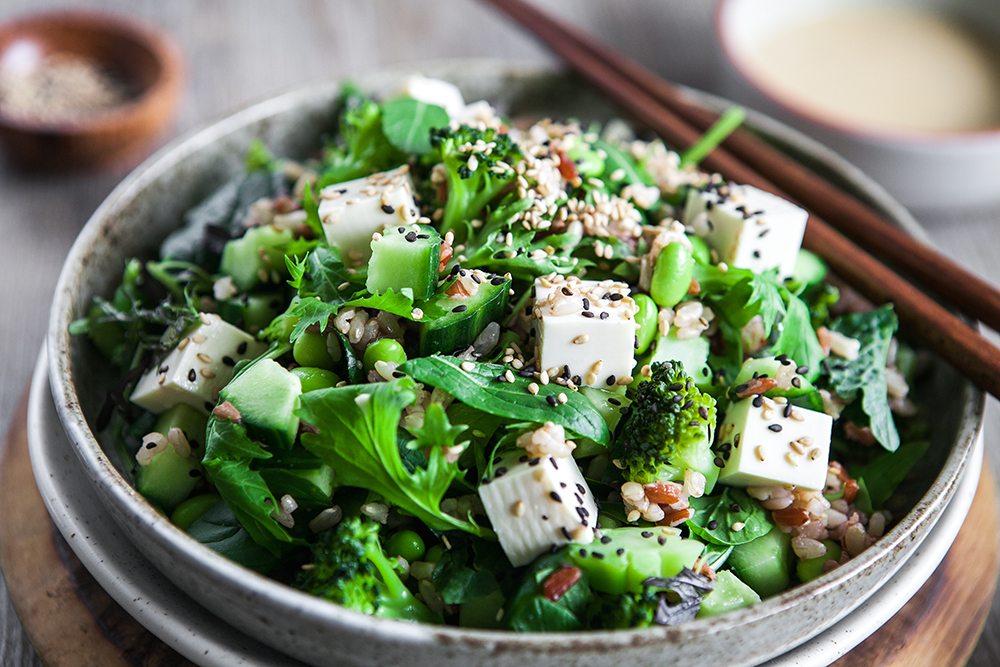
[558,393,568,404]
[191,334,207,344]
[573,335,589,345]
[732,522,746,532]
[196,353,212,364]
[505,370,515,383]
[410,308,424,320]
[461,362,475,372]
[512,500,526,517]
[755,446,767,461]
[809,448,821,461]
[200,369,216,379]
[528,382,539,395]
[785,452,800,467]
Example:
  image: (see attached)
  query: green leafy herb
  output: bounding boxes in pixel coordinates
[401,356,610,446]
[244,138,276,173]
[695,264,785,335]
[765,289,825,382]
[296,378,490,536]
[186,500,283,573]
[503,550,591,632]
[687,488,773,546]
[679,106,746,167]
[380,97,450,154]
[851,440,929,512]
[827,305,900,451]
[318,93,407,188]
[432,542,500,605]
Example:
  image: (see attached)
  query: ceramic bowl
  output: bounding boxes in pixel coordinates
[46,61,985,667]
[715,0,1000,211]
[0,10,183,169]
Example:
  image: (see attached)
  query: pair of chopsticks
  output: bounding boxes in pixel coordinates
[483,0,1000,400]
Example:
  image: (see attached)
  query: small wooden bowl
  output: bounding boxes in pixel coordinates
[0,11,183,169]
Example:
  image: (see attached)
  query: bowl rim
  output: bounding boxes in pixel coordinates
[0,8,185,133]
[714,0,1000,145]
[45,60,986,654]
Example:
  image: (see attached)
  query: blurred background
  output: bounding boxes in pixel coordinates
[0,1,997,665]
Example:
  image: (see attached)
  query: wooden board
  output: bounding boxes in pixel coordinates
[0,394,996,667]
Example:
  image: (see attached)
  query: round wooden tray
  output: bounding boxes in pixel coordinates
[0,393,996,667]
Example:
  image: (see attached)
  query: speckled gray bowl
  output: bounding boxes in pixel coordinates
[47,61,985,667]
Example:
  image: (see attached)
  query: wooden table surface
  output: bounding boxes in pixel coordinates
[0,1,997,665]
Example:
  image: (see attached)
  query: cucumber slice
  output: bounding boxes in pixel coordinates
[417,270,510,355]
[697,570,760,618]
[791,249,826,287]
[367,223,441,301]
[136,444,202,512]
[153,403,209,450]
[219,359,302,450]
[568,526,704,594]
[796,540,842,583]
[732,357,815,398]
[220,225,294,292]
[219,293,285,335]
[650,330,712,390]
[727,527,793,598]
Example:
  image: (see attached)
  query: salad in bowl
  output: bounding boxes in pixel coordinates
[68,72,938,635]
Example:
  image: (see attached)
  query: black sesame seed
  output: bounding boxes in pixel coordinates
[145,442,157,450]
[609,293,623,301]
[452,305,468,313]
[471,273,481,283]
[784,404,793,418]
[768,424,783,432]
[494,467,508,477]
[592,551,605,560]
[792,377,802,388]
[550,492,562,503]
[188,369,196,382]
[735,382,750,394]
[657,535,667,546]
[492,251,504,259]
[606,375,616,386]
[600,311,609,320]
[682,399,694,409]
[572,375,582,386]
[641,531,653,538]
[575,494,584,505]
[689,420,700,427]
[381,204,395,214]
[417,234,430,240]
[579,548,588,557]
[519,455,529,463]
[562,527,572,539]
[392,371,405,378]
[714,457,725,468]
[672,395,683,404]
[608,398,621,406]
[497,374,508,383]
[582,311,596,318]
[550,458,559,469]
[560,482,567,488]
[405,231,417,242]
[547,395,559,407]
[237,341,248,355]
[542,515,549,521]
[617,548,626,556]
[222,356,236,367]
[730,503,743,513]
[752,395,763,408]
[796,365,809,375]
[601,535,612,544]
[707,520,718,530]
[577,483,587,495]
[752,251,761,259]
[699,406,709,419]
[582,298,590,310]
[492,276,506,286]
[734,433,741,448]
[529,458,541,466]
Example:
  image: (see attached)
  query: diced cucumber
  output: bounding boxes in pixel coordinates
[727,527,793,598]
[153,403,209,451]
[171,493,222,531]
[220,225,294,292]
[796,540,841,583]
[650,330,711,389]
[732,357,815,398]
[580,386,630,433]
[417,271,511,355]
[366,223,441,301]
[219,359,301,450]
[220,293,285,335]
[568,527,704,594]
[697,570,761,618]
[136,444,202,512]
[791,249,826,287]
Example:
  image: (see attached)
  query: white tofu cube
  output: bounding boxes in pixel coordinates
[683,183,807,279]
[532,275,638,387]
[479,451,598,567]
[397,75,466,117]
[716,397,833,491]
[317,166,418,266]
[131,314,267,415]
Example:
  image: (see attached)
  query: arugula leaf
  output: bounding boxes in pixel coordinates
[380,97,450,154]
[296,378,490,536]
[827,305,900,451]
[300,246,360,302]
[432,542,500,605]
[282,297,340,343]
[201,418,296,554]
[334,329,366,384]
[186,500,283,573]
[851,440,929,511]
[400,356,610,446]
[319,94,407,188]
[687,488,773,546]
[765,289,825,382]
[343,288,416,320]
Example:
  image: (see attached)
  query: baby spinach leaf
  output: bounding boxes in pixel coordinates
[297,378,490,537]
[851,440,929,511]
[504,550,590,632]
[695,264,785,335]
[400,356,610,446]
[765,289,824,382]
[381,97,450,154]
[827,305,899,451]
[432,544,500,605]
[687,488,772,546]
[186,500,283,573]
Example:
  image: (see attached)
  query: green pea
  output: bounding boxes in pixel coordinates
[633,294,658,355]
[425,544,445,564]
[291,367,341,392]
[171,494,222,531]
[689,235,712,265]
[363,338,406,372]
[796,540,842,583]
[293,331,335,369]
[650,241,695,308]
[387,530,426,562]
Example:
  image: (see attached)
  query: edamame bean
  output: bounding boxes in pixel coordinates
[650,241,694,308]
[363,338,406,372]
[171,494,222,531]
[425,544,445,564]
[633,294,658,354]
[689,235,711,265]
[293,331,336,369]
[291,366,341,392]
[387,529,426,562]
[795,540,841,583]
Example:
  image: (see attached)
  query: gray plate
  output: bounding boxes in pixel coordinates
[46,61,986,667]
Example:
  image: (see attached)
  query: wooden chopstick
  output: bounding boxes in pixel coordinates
[483,0,1000,400]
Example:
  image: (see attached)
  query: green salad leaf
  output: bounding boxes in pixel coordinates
[851,440,929,512]
[765,288,825,382]
[380,97,450,154]
[686,488,772,546]
[186,500,283,573]
[401,356,610,446]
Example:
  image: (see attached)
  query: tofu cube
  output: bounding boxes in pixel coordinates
[532,275,638,387]
[479,451,598,567]
[716,397,833,491]
[317,166,418,266]
[131,314,267,415]
[683,183,807,279]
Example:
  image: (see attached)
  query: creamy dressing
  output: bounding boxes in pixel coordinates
[746,8,1000,133]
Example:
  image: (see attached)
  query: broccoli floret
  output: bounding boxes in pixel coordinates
[588,569,716,629]
[428,124,522,242]
[296,516,441,624]
[614,361,718,486]
[587,589,660,629]
[318,90,406,188]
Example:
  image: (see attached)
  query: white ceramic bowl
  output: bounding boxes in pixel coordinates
[716,0,1000,211]
[46,61,985,667]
